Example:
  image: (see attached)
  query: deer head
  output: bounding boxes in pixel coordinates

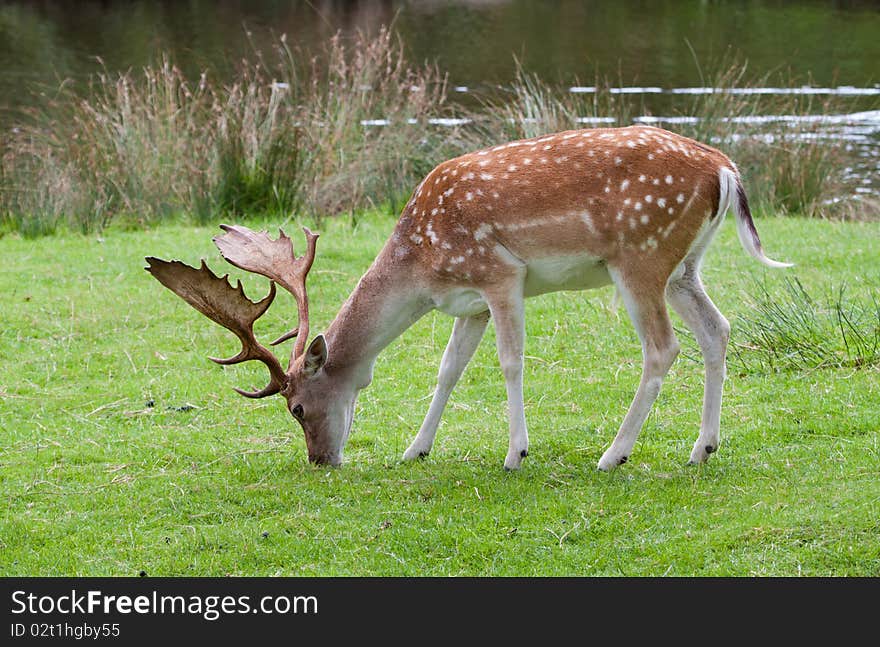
[146,225,350,465]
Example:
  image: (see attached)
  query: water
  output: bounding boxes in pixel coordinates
[2,0,879,192]
[3,1,879,104]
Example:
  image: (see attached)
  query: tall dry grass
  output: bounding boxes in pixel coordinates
[461,57,868,221]
[670,58,859,219]
[1,32,874,237]
[461,63,637,145]
[0,28,460,235]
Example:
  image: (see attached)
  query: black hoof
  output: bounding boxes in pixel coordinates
[618,456,628,465]
[418,450,429,459]
[705,445,716,454]
[520,449,528,458]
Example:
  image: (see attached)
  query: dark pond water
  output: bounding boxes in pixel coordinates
[2,0,879,193]
[3,1,880,106]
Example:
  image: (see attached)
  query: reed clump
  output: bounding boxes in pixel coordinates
[728,277,880,374]
[1,33,875,237]
[0,28,459,236]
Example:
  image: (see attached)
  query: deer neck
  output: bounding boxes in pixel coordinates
[323,248,432,389]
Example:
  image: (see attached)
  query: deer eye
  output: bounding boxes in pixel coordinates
[291,404,304,420]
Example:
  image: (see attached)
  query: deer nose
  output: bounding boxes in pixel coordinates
[309,453,342,466]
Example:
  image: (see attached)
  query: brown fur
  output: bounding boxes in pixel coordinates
[395,125,730,288]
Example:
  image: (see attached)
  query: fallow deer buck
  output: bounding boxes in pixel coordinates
[147,125,790,471]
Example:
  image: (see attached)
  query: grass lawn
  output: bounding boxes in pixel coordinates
[1,213,878,576]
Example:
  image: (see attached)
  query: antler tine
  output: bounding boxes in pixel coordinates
[145,257,288,399]
[213,225,320,369]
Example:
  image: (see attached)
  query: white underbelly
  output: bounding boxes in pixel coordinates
[433,255,612,317]
[434,288,489,318]
[523,255,612,296]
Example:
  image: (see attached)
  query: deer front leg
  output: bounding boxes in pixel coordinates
[598,268,680,471]
[403,311,491,461]
[486,286,529,471]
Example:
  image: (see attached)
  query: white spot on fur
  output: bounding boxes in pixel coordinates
[465,192,474,201]
[645,195,653,203]
[657,197,666,208]
[640,214,649,224]
[620,179,630,191]
[425,223,439,245]
[677,193,685,203]
[665,175,674,185]
[474,223,493,241]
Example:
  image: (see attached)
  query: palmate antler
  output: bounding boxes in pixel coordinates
[213,225,319,367]
[145,225,319,398]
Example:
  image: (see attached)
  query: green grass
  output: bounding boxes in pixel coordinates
[1,214,879,576]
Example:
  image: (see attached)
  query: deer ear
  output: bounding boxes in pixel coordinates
[303,335,327,377]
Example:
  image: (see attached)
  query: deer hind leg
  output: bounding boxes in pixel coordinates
[666,266,730,464]
[403,311,491,461]
[598,267,680,471]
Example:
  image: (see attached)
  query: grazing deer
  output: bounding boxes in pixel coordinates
[146,125,790,471]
